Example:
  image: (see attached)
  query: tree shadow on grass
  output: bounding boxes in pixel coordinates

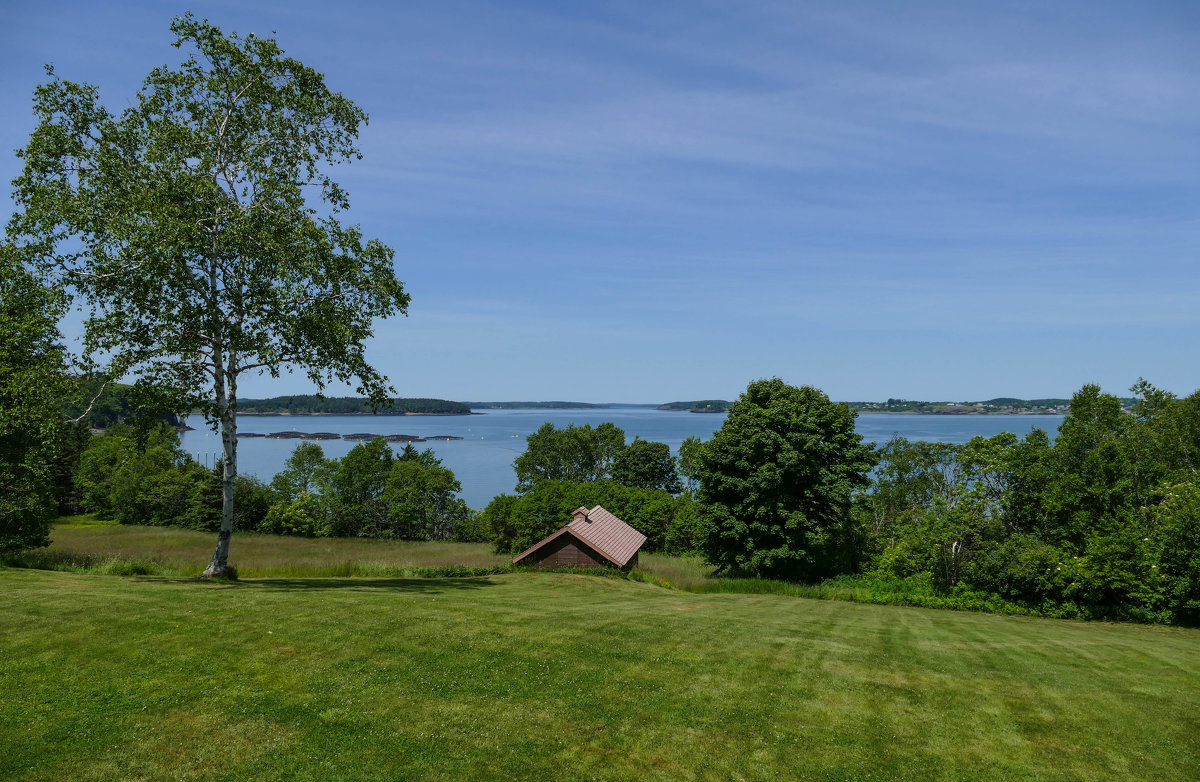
[158,576,499,594]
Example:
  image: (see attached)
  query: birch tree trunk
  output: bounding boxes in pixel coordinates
[203,366,238,577]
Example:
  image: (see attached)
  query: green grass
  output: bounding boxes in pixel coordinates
[32,522,719,585]
[2,565,1198,781]
[23,519,512,577]
[22,522,1174,625]
[16,524,1156,621]
[52,513,119,529]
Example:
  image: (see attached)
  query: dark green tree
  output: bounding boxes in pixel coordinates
[611,437,682,493]
[1130,379,1200,486]
[75,422,214,528]
[696,378,876,580]
[1046,384,1138,541]
[677,435,705,493]
[477,493,521,552]
[384,447,471,540]
[270,441,331,502]
[663,493,711,556]
[261,442,333,538]
[230,474,274,533]
[0,250,67,552]
[327,438,394,537]
[1146,483,1200,624]
[856,436,957,559]
[6,15,408,576]
[513,421,626,492]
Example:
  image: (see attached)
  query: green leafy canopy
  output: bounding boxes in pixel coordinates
[6,13,409,414]
[696,378,877,580]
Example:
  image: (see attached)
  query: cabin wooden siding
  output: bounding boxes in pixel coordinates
[524,532,608,569]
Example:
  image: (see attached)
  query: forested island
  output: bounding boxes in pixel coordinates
[848,397,1136,414]
[657,397,1099,414]
[463,401,609,410]
[73,390,1139,422]
[657,400,732,413]
[237,396,473,415]
[237,396,1122,416]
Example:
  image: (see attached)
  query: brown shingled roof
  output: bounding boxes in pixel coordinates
[512,505,646,567]
[567,506,646,567]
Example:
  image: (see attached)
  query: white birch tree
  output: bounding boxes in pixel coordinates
[6,14,409,576]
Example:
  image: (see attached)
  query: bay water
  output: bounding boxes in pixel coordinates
[181,408,1063,510]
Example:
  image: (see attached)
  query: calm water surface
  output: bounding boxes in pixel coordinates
[181,408,1063,510]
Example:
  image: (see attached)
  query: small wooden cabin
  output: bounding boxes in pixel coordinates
[512,506,646,571]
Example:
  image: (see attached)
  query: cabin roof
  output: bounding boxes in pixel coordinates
[512,505,646,567]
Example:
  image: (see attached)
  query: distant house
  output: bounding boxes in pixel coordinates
[512,506,646,571]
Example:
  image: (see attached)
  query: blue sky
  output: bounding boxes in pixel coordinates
[3,1,1198,402]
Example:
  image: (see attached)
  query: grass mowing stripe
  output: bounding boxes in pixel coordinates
[7,569,1195,780]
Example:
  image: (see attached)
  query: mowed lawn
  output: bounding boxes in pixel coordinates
[3,565,1199,781]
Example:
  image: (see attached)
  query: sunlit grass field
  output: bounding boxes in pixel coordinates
[3,521,1199,780]
[32,518,726,587]
[28,521,1077,617]
[33,516,511,577]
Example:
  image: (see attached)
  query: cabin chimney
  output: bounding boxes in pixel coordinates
[572,506,590,524]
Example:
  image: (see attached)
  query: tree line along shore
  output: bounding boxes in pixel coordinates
[16,375,1199,627]
[238,396,1112,417]
[62,383,1101,429]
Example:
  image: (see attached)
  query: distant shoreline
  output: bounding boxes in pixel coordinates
[237,411,481,417]
[234,409,1066,417]
[855,410,1065,416]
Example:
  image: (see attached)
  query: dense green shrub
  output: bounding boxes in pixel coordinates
[259,495,331,537]
[74,432,477,543]
[1146,483,1200,624]
[0,255,68,553]
[611,438,682,493]
[662,494,710,556]
[77,423,214,527]
[477,494,520,551]
[232,475,275,532]
[262,440,476,542]
[855,381,1200,625]
[383,455,471,540]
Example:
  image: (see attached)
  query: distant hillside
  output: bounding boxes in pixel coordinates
[658,400,731,413]
[848,396,1136,414]
[464,401,608,410]
[238,396,472,415]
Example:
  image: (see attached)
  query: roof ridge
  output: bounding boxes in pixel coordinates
[512,505,646,567]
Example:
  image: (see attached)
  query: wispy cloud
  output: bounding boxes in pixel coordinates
[4,0,1197,399]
